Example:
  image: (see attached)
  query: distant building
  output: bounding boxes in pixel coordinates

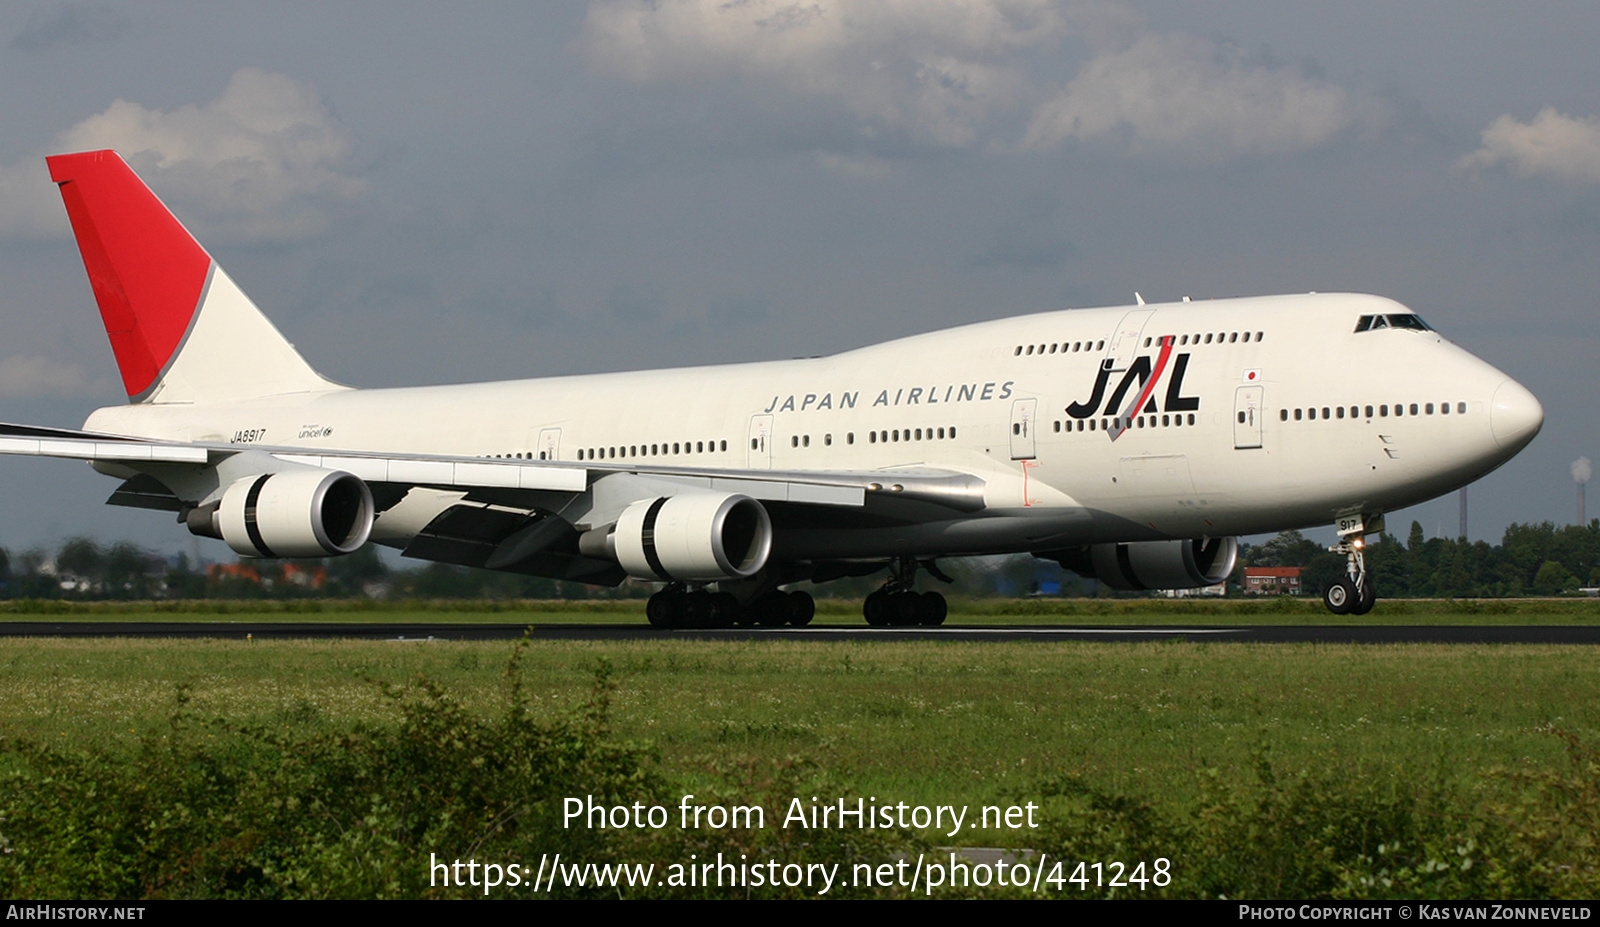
[1158,582,1227,598]
[1244,566,1302,595]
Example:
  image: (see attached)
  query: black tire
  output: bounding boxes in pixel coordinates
[1323,578,1355,615]
[863,590,890,626]
[646,591,681,628]
[1349,578,1376,616]
[710,592,740,628]
[918,591,948,627]
[889,591,920,626]
[754,592,787,627]
[683,591,717,628]
[786,590,815,626]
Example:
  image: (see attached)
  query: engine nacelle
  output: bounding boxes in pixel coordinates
[612,492,772,582]
[207,470,375,558]
[1044,537,1238,590]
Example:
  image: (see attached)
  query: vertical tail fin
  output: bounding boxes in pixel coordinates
[47,149,341,404]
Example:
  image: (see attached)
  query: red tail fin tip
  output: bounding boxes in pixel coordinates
[48,150,212,400]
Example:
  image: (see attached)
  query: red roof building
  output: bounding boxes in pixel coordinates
[1244,566,1302,595]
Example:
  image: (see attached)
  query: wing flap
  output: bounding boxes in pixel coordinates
[0,434,209,464]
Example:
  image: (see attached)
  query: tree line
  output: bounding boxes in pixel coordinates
[1239,520,1599,598]
[0,519,1593,601]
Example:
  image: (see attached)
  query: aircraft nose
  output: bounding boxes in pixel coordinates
[1490,378,1543,450]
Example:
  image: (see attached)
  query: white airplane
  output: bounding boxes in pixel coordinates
[1,150,1544,625]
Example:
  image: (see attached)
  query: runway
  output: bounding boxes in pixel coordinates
[0,621,1596,644]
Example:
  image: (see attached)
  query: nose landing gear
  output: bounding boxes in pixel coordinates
[1324,526,1377,616]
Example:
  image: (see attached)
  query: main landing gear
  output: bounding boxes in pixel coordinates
[863,556,949,627]
[646,583,815,629]
[1323,529,1376,616]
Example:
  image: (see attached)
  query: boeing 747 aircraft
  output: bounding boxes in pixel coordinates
[0,150,1544,625]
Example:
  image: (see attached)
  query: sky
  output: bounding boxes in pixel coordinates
[0,1,1594,560]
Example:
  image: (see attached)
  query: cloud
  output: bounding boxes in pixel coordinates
[0,68,365,242]
[8,2,129,52]
[582,1,1373,165]
[1460,108,1600,186]
[1022,33,1363,158]
[0,355,108,400]
[583,0,1074,148]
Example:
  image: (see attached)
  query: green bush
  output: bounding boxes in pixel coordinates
[0,650,661,899]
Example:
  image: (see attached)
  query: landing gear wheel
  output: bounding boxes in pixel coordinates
[889,591,920,626]
[1323,578,1356,615]
[710,592,740,628]
[1349,578,1376,616]
[1326,525,1378,616]
[786,590,815,627]
[863,590,891,626]
[749,592,785,627]
[863,555,953,626]
[647,589,685,628]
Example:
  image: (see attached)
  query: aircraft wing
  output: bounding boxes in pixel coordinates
[0,420,987,583]
[0,420,987,507]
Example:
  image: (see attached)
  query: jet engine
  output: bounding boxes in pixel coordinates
[1041,537,1238,590]
[611,492,772,582]
[195,469,375,558]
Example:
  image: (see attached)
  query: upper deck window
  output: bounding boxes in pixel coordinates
[1355,313,1433,333]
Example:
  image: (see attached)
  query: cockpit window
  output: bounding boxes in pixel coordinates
[1355,313,1433,333]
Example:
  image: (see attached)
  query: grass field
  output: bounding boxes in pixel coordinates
[2,603,1596,897]
[1,630,1594,837]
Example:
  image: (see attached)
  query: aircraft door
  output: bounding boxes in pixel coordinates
[1106,309,1154,371]
[535,427,561,461]
[1233,387,1263,449]
[1010,398,1038,460]
[747,415,773,469]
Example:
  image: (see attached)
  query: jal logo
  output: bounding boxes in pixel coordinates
[1064,336,1200,422]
